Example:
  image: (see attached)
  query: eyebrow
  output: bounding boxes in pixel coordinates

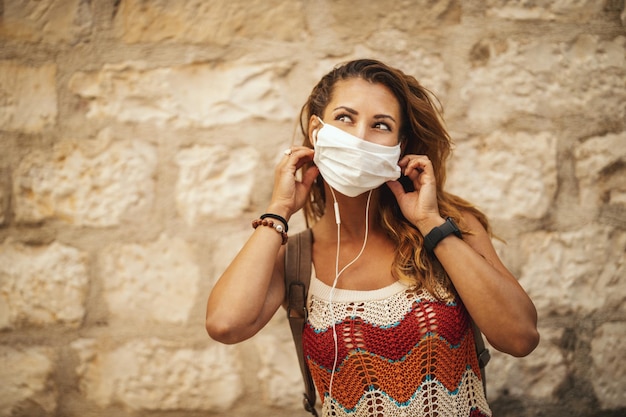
[332,106,397,123]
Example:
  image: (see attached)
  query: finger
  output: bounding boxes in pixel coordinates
[398,154,425,167]
[293,149,315,171]
[301,165,319,189]
[403,160,424,180]
[397,155,411,167]
[386,180,406,201]
[402,156,430,178]
[277,147,314,172]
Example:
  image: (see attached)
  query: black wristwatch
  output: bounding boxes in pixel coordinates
[423,217,462,254]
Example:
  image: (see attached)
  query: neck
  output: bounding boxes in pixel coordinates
[318,186,379,239]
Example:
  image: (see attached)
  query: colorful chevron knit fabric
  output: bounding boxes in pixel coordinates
[304,275,491,417]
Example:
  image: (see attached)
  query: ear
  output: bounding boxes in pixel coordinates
[308,115,323,144]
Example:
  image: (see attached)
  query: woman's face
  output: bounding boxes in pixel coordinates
[313,77,402,147]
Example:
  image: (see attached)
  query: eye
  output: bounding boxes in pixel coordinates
[374,122,391,132]
[335,113,353,124]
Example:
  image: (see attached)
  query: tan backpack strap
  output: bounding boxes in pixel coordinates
[285,229,318,416]
[472,320,491,399]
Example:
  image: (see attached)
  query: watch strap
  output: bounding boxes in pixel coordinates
[423,217,462,254]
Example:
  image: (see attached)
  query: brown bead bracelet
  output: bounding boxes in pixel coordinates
[252,218,288,245]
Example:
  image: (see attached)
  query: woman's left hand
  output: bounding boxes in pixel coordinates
[386,154,443,234]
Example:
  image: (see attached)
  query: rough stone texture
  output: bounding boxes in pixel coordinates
[69,61,296,127]
[575,132,626,214]
[0,240,89,329]
[255,331,303,409]
[13,138,157,226]
[0,61,57,133]
[590,322,626,409]
[0,346,56,417]
[488,327,567,401]
[448,131,557,220]
[485,0,605,21]
[175,145,260,224]
[99,234,200,325]
[114,0,306,45]
[518,226,626,316]
[0,167,8,226]
[0,0,92,44]
[72,337,243,412]
[461,35,626,130]
[0,1,624,416]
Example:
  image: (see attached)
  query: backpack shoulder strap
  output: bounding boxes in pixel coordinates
[285,229,318,416]
[472,320,491,398]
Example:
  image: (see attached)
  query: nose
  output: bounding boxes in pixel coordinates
[355,122,367,141]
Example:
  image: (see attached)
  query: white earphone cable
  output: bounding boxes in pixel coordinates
[327,188,373,398]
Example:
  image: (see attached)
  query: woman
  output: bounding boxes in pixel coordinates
[206,59,539,416]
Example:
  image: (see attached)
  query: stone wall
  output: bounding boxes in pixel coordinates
[0,1,624,416]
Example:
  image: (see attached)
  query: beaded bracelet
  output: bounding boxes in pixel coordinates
[260,213,288,233]
[252,218,288,245]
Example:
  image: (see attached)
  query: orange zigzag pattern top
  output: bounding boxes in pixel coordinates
[304,275,491,417]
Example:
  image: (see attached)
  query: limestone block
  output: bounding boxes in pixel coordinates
[590,322,626,409]
[0,346,56,417]
[255,332,303,409]
[13,140,157,226]
[462,35,626,129]
[0,240,88,329]
[72,338,243,412]
[0,61,57,133]
[327,0,459,36]
[575,132,626,213]
[487,327,566,401]
[175,145,259,224]
[485,0,604,21]
[99,234,200,325]
[69,61,295,127]
[0,0,92,43]
[518,225,626,316]
[114,0,305,45]
[447,131,557,220]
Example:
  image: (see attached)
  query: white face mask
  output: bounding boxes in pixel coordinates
[312,117,401,197]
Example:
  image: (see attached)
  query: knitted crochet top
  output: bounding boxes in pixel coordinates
[303,273,491,417]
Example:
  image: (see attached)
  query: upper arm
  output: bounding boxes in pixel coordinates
[460,211,516,280]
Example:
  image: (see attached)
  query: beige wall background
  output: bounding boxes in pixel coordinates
[0,1,625,416]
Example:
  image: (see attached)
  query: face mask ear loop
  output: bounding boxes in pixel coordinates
[311,116,324,149]
[327,188,373,401]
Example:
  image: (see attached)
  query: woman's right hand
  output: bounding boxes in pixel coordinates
[267,146,319,219]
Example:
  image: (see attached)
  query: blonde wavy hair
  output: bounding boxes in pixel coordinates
[298,59,491,297]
